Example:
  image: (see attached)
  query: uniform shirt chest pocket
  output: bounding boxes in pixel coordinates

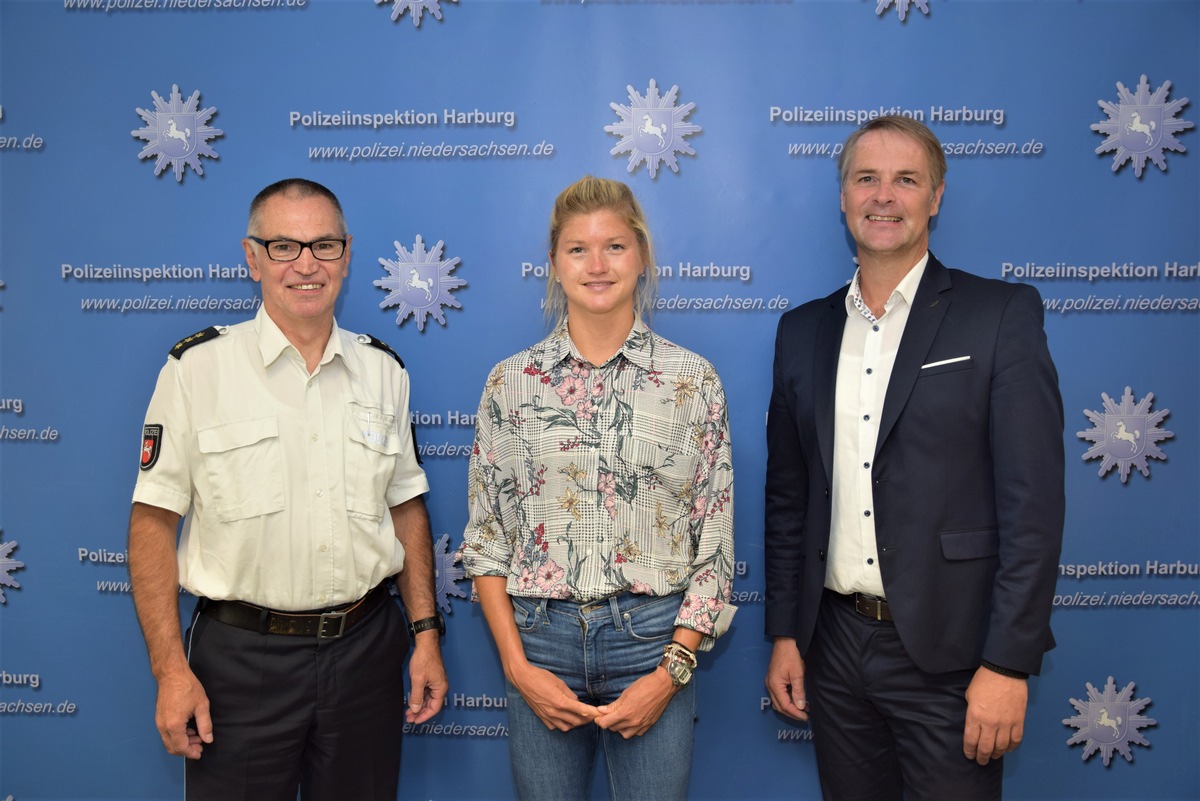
[197,416,285,522]
[345,403,400,521]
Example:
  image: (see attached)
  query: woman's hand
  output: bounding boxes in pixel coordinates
[510,662,599,731]
[593,667,678,738]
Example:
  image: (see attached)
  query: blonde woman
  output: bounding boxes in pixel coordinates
[462,176,736,801]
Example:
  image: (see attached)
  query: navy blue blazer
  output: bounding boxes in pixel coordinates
[764,254,1065,675]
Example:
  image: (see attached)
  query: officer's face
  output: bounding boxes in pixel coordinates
[243,192,350,332]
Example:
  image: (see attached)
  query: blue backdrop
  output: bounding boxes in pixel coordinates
[1,0,1197,799]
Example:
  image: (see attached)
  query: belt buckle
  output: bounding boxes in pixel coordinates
[317,611,347,639]
[856,593,883,621]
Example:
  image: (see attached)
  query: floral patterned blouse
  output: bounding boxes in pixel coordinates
[461,318,736,644]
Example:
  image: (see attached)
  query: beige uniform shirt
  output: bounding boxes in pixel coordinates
[133,307,429,610]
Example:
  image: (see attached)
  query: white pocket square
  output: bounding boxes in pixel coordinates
[921,355,971,369]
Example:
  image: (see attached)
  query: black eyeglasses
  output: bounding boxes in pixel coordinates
[249,236,346,262]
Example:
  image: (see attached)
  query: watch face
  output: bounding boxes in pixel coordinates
[667,660,692,687]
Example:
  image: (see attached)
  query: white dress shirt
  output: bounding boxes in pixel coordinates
[826,254,929,598]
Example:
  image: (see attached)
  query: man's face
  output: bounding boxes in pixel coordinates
[840,129,944,267]
[242,192,350,330]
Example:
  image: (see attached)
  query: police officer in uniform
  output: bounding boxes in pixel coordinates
[129,178,447,801]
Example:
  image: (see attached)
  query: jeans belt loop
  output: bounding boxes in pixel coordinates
[609,595,624,631]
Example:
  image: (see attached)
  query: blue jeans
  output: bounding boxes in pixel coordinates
[506,592,696,801]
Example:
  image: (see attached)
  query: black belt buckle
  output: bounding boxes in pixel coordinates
[853,593,888,621]
[318,611,347,639]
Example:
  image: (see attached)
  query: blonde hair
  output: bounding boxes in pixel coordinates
[544,176,658,327]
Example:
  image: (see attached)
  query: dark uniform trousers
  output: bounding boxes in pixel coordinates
[184,594,410,801]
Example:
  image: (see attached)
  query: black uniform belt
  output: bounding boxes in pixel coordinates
[200,582,391,639]
[828,589,893,622]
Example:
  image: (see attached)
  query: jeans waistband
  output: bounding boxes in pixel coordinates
[523,590,683,628]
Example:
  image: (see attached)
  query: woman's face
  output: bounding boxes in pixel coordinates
[550,209,646,323]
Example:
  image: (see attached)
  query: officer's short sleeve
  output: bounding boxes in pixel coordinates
[131,359,194,516]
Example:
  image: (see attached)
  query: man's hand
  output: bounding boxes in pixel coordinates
[155,664,212,759]
[594,668,678,739]
[389,498,449,725]
[405,634,448,724]
[766,637,809,721]
[510,662,599,732]
[129,502,210,759]
[963,665,1028,764]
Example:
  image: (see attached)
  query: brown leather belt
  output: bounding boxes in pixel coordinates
[201,582,391,639]
[830,589,893,622]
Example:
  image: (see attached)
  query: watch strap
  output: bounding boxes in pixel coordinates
[408,612,444,638]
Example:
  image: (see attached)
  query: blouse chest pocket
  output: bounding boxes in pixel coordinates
[345,403,400,521]
[197,415,285,522]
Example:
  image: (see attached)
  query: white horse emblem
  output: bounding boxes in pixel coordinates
[406,268,433,301]
[1096,707,1123,737]
[1125,111,1156,145]
[164,118,191,145]
[640,114,667,148]
[1111,420,1141,451]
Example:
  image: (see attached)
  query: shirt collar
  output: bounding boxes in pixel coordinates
[548,316,656,371]
[844,251,930,323]
[255,306,346,370]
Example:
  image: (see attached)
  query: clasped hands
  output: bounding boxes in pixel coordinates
[512,662,678,740]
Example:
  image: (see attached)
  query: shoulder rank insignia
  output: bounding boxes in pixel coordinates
[169,327,222,360]
[358,334,405,369]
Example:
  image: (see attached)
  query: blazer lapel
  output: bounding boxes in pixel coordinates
[875,255,953,456]
[815,292,845,482]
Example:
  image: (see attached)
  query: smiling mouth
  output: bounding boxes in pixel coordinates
[867,215,902,222]
[291,283,323,290]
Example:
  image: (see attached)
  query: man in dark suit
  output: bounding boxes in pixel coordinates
[764,115,1064,799]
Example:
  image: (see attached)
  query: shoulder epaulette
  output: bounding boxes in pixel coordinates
[358,334,405,369]
[169,327,222,360]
